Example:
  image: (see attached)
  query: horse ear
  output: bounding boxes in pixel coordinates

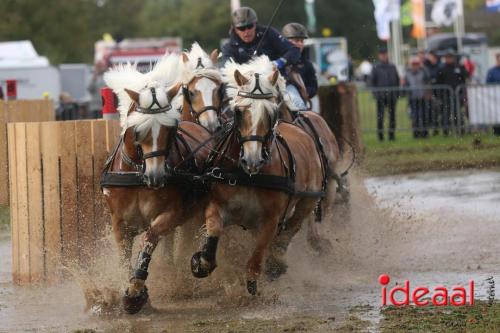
[210,49,219,65]
[182,52,189,64]
[166,82,182,101]
[234,70,249,86]
[124,88,139,103]
[268,69,279,86]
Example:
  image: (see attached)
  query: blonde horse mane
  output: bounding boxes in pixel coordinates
[103,54,181,135]
[180,42,221,84]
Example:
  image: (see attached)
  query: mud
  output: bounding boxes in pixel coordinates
[1,170,500,332]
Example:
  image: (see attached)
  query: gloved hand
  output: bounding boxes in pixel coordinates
[272,58,287,70]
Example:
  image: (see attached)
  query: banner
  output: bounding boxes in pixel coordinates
[373,0,401,40]
[305,0,317,33]
[486,0,500,12]
[411,0,426,39]
[431,0,462,26]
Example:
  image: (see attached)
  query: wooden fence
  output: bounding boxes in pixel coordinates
[1,100,55,206]
[8,119,121,285]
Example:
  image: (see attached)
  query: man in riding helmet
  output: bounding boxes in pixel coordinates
[220,7,300,71]
[282,22,318,99]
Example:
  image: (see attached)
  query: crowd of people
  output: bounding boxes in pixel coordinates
[368,46,500,141]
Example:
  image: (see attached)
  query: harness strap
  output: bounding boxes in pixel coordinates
[237,73,274,99]
[135,88,173,114]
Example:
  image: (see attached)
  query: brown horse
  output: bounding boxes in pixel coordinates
[282,69,350,213]
[176,42,225,132]
[102,58,212,314]
[189,56,327,295]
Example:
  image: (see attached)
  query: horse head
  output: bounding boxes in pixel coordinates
[104,56,182,188]
[223,56,282,175]
[123,84,181,188]
[180,43,223,133]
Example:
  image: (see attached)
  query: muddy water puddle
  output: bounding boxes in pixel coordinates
[1,170,500,332]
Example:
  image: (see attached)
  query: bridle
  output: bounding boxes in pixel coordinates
[234,74,281,163]
[182,57,225,123]
[121,88,178,170]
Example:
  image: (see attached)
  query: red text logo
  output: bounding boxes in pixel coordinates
[379,274,474,306]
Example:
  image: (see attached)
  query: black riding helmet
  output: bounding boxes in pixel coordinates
[232,7,258,27]
[282,23,309,39]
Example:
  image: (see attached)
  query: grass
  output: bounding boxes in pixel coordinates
[359,131,500,176]
[380,301,500,332]
[356,90,500,176]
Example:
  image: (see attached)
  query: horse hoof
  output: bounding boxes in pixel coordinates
[123,286,149,315]
[191,251,216,278]
[265,257,288,281]
[247,280,257,295]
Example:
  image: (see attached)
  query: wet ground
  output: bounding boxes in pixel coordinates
[1,170,500,332]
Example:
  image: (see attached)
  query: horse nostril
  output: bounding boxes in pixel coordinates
[241,158,248,166]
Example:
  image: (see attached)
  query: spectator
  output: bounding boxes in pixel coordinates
[57,92,79,120]
[435,49,468,135]
[423,51,440,83]
[369,45,400,141]
[486,53,500,84]
[404,57,430,138]
[486,53,500,135]
[88,60,108,117]
[423,51,442,135]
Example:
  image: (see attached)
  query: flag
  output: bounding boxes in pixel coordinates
[373,0,401,40]
[305,0,317,33]
[411,0,426,39]
[401,0,413,27]
[486,0,500,12]
[431,0,462,27]
[231,0,240,13]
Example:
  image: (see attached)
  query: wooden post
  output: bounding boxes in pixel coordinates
[318,83,363,161]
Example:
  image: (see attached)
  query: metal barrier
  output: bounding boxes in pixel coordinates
[458,84,500,130]
[357,84,500,137]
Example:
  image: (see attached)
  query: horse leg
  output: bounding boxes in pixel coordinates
[111,215,135,271]
[123,211,178,314]
[264,208,304,281]
[191,201,222,278]
[245,212,280,295]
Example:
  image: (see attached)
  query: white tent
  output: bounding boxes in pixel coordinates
[0,40,50,68]
[0,40,60,101]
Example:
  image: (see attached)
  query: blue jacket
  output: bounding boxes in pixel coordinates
[292,54,318,98]
[221,25,301,66]
[486,66,500,84]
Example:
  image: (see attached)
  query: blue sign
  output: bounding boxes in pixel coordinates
[486,0,500,12]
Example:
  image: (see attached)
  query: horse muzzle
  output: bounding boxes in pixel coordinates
[240,157,265,176]
[143,172,166,188]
